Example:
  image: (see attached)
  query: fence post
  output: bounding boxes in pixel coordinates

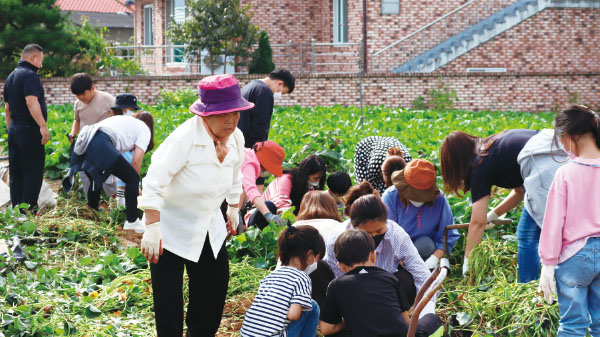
[311,39,315,74]
[288,40,293,72]
[299,43,303,75]
[355,38,365,130]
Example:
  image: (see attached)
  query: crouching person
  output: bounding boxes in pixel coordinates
[320,230,442,337]
[138,74,252,337]
[241,225,325,337]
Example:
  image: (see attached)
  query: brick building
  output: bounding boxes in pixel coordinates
[132,0,600,74]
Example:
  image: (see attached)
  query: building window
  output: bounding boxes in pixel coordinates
[333,0,348,43]
[165,0,187,63]
[144,5,154,45]
[381,0,400,14]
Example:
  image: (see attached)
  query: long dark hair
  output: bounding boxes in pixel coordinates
[136,111,155,152]
[277,225,325,269]
[440,131,501,196]
[554,105,600,152]
[283,154,326,215]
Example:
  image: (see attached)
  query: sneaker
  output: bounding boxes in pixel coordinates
[123,219,145,233]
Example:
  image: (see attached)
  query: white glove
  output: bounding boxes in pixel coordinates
[141,222,163,263]
[226,206,239,232]
[425,255,440,270]
[538,264,556,304]
[462,256,469,277]
[487,210,499,223]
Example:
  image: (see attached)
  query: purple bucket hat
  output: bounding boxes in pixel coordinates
[189,74,254,117]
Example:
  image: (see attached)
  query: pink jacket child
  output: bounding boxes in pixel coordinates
[240,141,286,230]
[538,105,600,337]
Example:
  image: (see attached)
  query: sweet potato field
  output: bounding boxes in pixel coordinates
[0,94,560,336]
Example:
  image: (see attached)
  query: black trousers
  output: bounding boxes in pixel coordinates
[247,200,277,229]
[150,237,229,337]
[8,122,45,212]
[394,264,417,306]
[86,155,139,222]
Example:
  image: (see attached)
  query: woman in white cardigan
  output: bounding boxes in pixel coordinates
[138,74,253,337]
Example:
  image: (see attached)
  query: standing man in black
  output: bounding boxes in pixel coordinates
[238,69,295,192]
[239,69,295,149]
[3,44,49,213]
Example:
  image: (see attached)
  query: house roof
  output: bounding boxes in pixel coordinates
[68,11,134,28]
[56,0,133,14]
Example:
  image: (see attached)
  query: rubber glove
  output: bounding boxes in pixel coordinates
[538,264,556,304]
[425,255,440,270]
[462,256,469,277]
[264,212,286,225]
[141,222,163,264]
[486,210,499,228]
[226,206,239,235]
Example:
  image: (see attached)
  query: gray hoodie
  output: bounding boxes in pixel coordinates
[517,129,567,228]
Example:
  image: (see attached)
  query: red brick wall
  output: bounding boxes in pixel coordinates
[132,1,599,75]
[1,73,597,112]
[439,8,600,73]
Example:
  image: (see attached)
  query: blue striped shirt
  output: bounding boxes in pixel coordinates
[241,266,313,337]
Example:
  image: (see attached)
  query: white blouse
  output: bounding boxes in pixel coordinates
[138,116,244,261]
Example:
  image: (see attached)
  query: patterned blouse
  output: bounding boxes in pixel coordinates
[354,136,412,194]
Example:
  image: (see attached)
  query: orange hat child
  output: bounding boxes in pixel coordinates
[253,141,285,177]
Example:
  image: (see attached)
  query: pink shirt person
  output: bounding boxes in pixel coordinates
[539,156,600,265]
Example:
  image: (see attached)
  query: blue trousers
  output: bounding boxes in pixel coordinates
[555,237,600,337]
[516,207,541,283]
[286,300,320,337]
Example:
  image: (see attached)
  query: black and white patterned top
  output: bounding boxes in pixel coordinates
[354,136,412,194]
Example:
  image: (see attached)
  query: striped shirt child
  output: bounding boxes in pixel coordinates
[241,266,313,337]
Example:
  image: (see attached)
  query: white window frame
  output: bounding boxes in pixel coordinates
[381,0,400,15]
[143,5,154,46]
[165,0,187,65]
[333,0,348,44]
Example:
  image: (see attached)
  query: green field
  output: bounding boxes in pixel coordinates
[0,100,560,336]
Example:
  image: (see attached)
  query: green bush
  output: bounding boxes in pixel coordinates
[249,31,275,74]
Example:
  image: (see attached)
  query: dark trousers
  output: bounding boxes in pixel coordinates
[8,122,45,212]
[394,264,417,306]
[310,260,335,308]
[150,237,229,337]
[248,200,277,229]
[86,155,139,222]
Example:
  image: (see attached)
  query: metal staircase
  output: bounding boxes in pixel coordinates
[371,0,600,73]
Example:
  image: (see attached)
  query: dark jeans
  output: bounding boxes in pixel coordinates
[326,312,442,337]
[86,155,139,222]
[248,200,277,229]
[8,122,45,212]
[150,237,229,337]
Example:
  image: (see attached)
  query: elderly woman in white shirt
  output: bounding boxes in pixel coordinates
[138,74,253,337]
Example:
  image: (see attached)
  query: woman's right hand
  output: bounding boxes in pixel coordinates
[141,222,163,264]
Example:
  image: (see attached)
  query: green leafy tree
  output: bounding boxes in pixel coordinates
[167,0,258,74]
[0,0,141,77]
[249,30,275,74]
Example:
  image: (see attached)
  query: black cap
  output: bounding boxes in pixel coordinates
[111,94,141,110]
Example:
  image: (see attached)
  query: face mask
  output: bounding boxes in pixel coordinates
[307,180,320,189]
[125,110,135,116]
[273,84,282,101]
[372,233,385,247]
[409,200,424,207]
[259,170,271,178]
[304,261,318,275]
